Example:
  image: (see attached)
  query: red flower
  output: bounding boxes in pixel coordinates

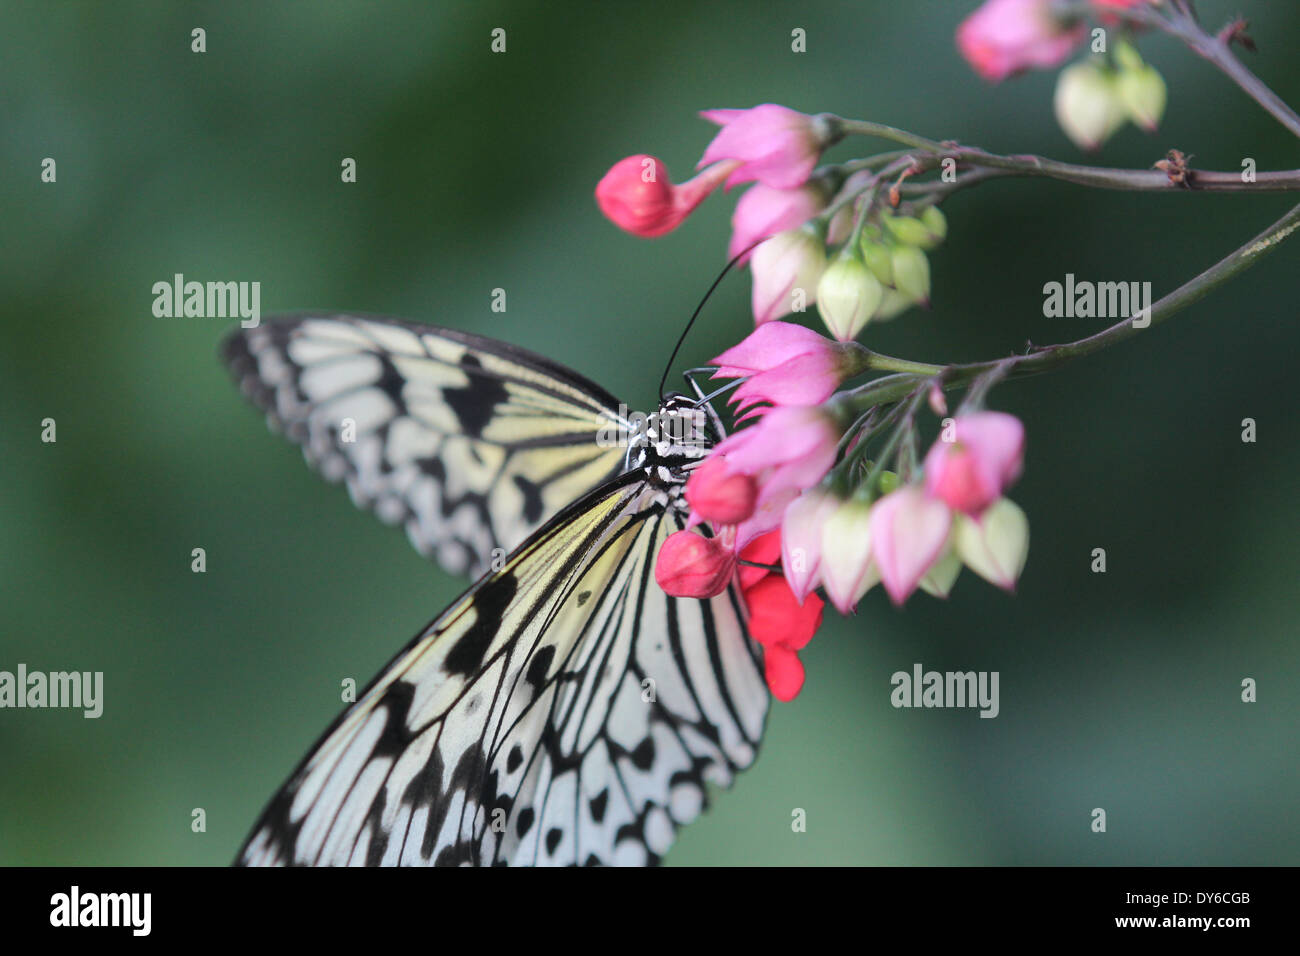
[684,456,758,526]
[923,411,1025,516]
[738,530,782,590]
[739,531,824,702]
[595,154,736,238]
[654,530,736,598]
[763,645,806,703]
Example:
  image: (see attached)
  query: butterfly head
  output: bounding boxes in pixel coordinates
[625,393,712,479]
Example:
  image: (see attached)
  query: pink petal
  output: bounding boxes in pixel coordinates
[712,321,830,375]
[870,488,953,606]
[732,351,840,408]
[958,412,1025,485]
[728,184,824,261]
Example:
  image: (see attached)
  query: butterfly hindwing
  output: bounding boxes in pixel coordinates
[237,474,768,866]
[222,314,629,577]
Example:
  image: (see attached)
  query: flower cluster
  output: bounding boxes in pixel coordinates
[597,103,952,341]
[592,66,1059,705]
[957,0,1147,82]
[956,0,1164,149]
[1055,42,1166,150]
[784,411,1030,615]
[818,207,946,341]
[596,105,840,245]
[648,316,1030,701]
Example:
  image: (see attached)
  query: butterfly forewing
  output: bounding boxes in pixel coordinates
[223,315,629,577]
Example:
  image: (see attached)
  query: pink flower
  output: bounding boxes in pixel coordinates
[869,487,953,606]
[1094,0,1146,21]
[699,105,837,190]
[684,456,758,526]
[923,411,1025,516]
[595,154,737,238]
[714,406,841,514]
[655,530,736,598]
[712,321,863,417]
[728,181,828,261]
[749,229,827,325]
[956,0,1086,82]
[780,488,840,603]
[733,485,800,553]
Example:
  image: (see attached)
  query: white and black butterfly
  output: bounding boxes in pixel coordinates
[224,314,768,866]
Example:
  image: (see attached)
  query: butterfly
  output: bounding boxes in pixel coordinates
[224,314,769,866]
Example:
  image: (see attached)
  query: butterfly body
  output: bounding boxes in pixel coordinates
[225,315,768,866]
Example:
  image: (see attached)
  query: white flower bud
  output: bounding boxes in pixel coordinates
[1054,61,1126,151]
[816,252,884,341]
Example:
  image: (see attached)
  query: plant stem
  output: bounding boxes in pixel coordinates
[864,352,945,377]
[838,200,1300,411]
[836,119,1300,193]
[1124,1,1300,140]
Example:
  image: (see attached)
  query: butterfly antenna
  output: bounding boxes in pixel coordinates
[658,240,765,402]
[691,377,743,408]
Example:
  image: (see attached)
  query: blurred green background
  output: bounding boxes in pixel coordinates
[2,0,1297,866]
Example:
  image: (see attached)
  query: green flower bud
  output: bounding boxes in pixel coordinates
[919,546,962,598]
[1054,61,1126,151]
[890,245,930,305]
[872,288,913,322]
[881,213,935,249]
[859,235,895,286]
[878,470,900,496]
[954,498,1029,592]
[816,251,885,341]
[1113,39,1145,73]
[919,205,947,243]
[1117,63,1166,131]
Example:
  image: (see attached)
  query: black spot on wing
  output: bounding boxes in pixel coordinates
[442,353,508,437]
[415,455,446,480]
[374,352,409,413]
[589,789,608,823]
[525,644,555,688]
[506,745,523,774]
[545,827,563,855]
[415,744,486,863]
[445,574,518,676]
[630,737,656,772]
[515,807,535,838]
[364,789,390,865]
[371,681,416,757]
[513,475,545,524]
